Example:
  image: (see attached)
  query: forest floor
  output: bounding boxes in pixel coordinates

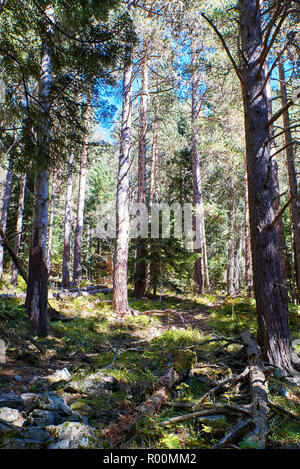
[0,277,300,449]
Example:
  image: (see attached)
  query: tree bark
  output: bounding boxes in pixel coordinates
[11,172,26,285]
[113,47,133,317]
[239,0,292,371]
[46,171,57,275]
[73,98,91,285]
[278,56,300,302]
[61,151,74,288]
[191,46,206,294]
[134,42,149,299]
[227,173,235,297]
[244,154,252,296]
[0,157,13,276]
[25,4,54,337]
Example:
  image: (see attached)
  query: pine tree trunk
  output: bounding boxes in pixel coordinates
[239,0,292,371]
[191,48,205,294]
[278,56,300,302]
[0,157,13,276]
[46,171,57,275]
[244,154,252,296]
[266,66,287,284]
[227,174,235,297]
[11,172,26,285]
[61,152,74,288]
[26,5,54,337]
[134,43,149,299]
[73,99,91,285]
[113,52,133,317]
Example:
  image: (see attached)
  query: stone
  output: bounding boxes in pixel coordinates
[30,368,72,390]
[20,393,40,412]
[14,375,22,382]
[47,422,102,449]
[1,427,53,449]
[65,371,118,395]
[28,409,65,427]
[0,407,20,423]
[37,392,73,416]
[0,392,24,410]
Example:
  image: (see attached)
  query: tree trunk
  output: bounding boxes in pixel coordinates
[113,49,133,317]
[25,5,54,337]
[0,157,13,276]
[278,56,300,302]
[266,65,287,284]
[227,174,235,297]
[46,171,57,275]
[11,172,26,285]
[191,47,205,294]
[73,98,91,285]
[61,151,74,288]
[239,0,292,371]
[244,154,252,296]
[134,42,149,299]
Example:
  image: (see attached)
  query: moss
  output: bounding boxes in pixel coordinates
[173,350,197,376]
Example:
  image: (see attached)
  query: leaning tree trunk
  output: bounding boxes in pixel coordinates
[239,0,292,371]
[11,172,26,285]
[113,51,133,317]
[25,5,54,337]
[0,157,13,276]
[46,171,57,275]
[61,151,74,288]
[134,42,149,299]
[73,99,91,286]
[278,56,300,302]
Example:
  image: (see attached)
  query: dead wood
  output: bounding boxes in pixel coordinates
[101,350,195,446]
[199,367,249,403]
[211,418,252,449]
[241,331,269,449]
[268,402,300,422]
[158,404,251,427]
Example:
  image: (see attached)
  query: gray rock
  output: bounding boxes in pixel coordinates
[28,409,65,427]
[1,427,53,449]
[20,393,40,412]
[0,392,24,410]
[65,371,118,395]
[0,407,20,423]
[37,392,73,416]
[47,422,102,449]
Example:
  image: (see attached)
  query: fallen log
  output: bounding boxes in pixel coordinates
[51,288,112,299]
[101,350,196,446]
[241,331,269,449]
[158,404,251,427]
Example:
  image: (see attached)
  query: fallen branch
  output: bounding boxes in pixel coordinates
[241,331,268,449]
[101,350,196,446]
[199,367,249,404]
[211,418,252,449]
[158,404,251,427]
[268,402,300,423]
